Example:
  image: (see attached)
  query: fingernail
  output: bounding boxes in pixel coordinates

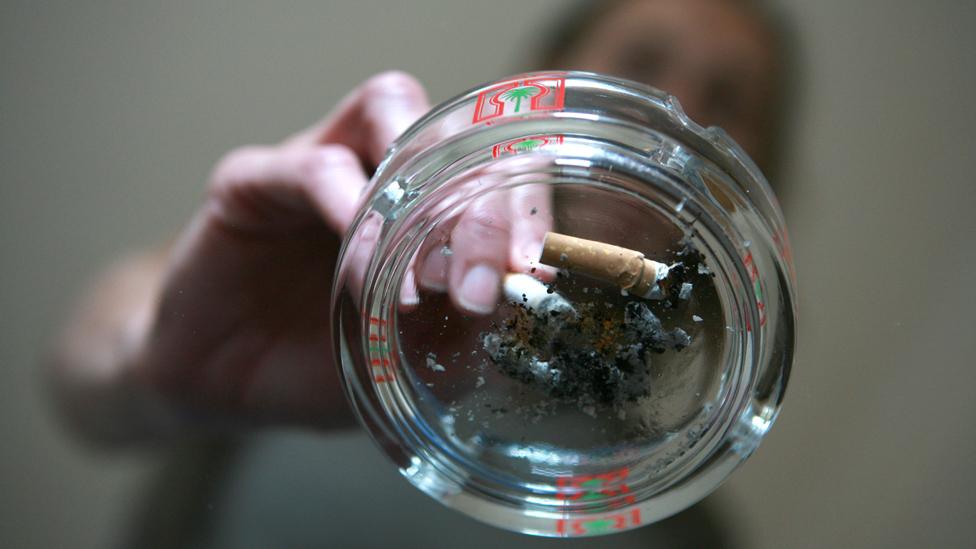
[458,263,500,315]
[419,249,448,291]
[400,269,420,306]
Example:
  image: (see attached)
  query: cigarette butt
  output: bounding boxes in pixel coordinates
[540,232,670,298]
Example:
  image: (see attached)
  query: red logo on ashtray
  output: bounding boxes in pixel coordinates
[368,316,394,383]
[556,509,642,537]
[491,134,564,158]
[472,74,566,124]
[742,252,766,330]
[556,467,635,506]
[554,467,639,535]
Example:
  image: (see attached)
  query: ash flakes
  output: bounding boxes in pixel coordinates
[425,352,446,372]
[656,244,708,308]
[480,297,691,408]
[473,242,715,418]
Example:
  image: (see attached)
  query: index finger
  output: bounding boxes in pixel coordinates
[288,71,430,167]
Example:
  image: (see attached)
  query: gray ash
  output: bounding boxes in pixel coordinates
[658,244,709,308]
[481,298,690,406]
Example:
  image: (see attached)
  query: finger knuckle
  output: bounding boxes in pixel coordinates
[293,148,325,184]
[317,143,359,167]
[458,210,509,244]
[363,70,425,101]
[210,145,266,187]
[293,144,359,185]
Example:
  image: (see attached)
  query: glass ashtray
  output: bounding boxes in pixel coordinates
[332,71,796,537]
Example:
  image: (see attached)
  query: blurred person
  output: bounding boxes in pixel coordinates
[49,0,793,545]
[541,0,788,176]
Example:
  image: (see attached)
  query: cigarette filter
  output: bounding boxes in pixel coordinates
[540,232,672,299]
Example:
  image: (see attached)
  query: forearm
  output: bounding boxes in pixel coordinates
[47,248,187,447]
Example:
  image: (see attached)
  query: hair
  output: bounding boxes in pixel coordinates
[527,0,802,192]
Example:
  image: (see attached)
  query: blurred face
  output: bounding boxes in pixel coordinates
[560,0,777,166]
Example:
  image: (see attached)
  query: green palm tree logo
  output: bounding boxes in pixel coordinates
[512,138,544,151]
[501,86,540,113]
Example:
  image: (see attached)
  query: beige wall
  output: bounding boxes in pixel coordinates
[1,1,973,547]
[720,1,976,547]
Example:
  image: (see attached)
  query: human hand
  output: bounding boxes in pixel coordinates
[61,71,559,443]
[406,180,554,315]
[133,72,431,431]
